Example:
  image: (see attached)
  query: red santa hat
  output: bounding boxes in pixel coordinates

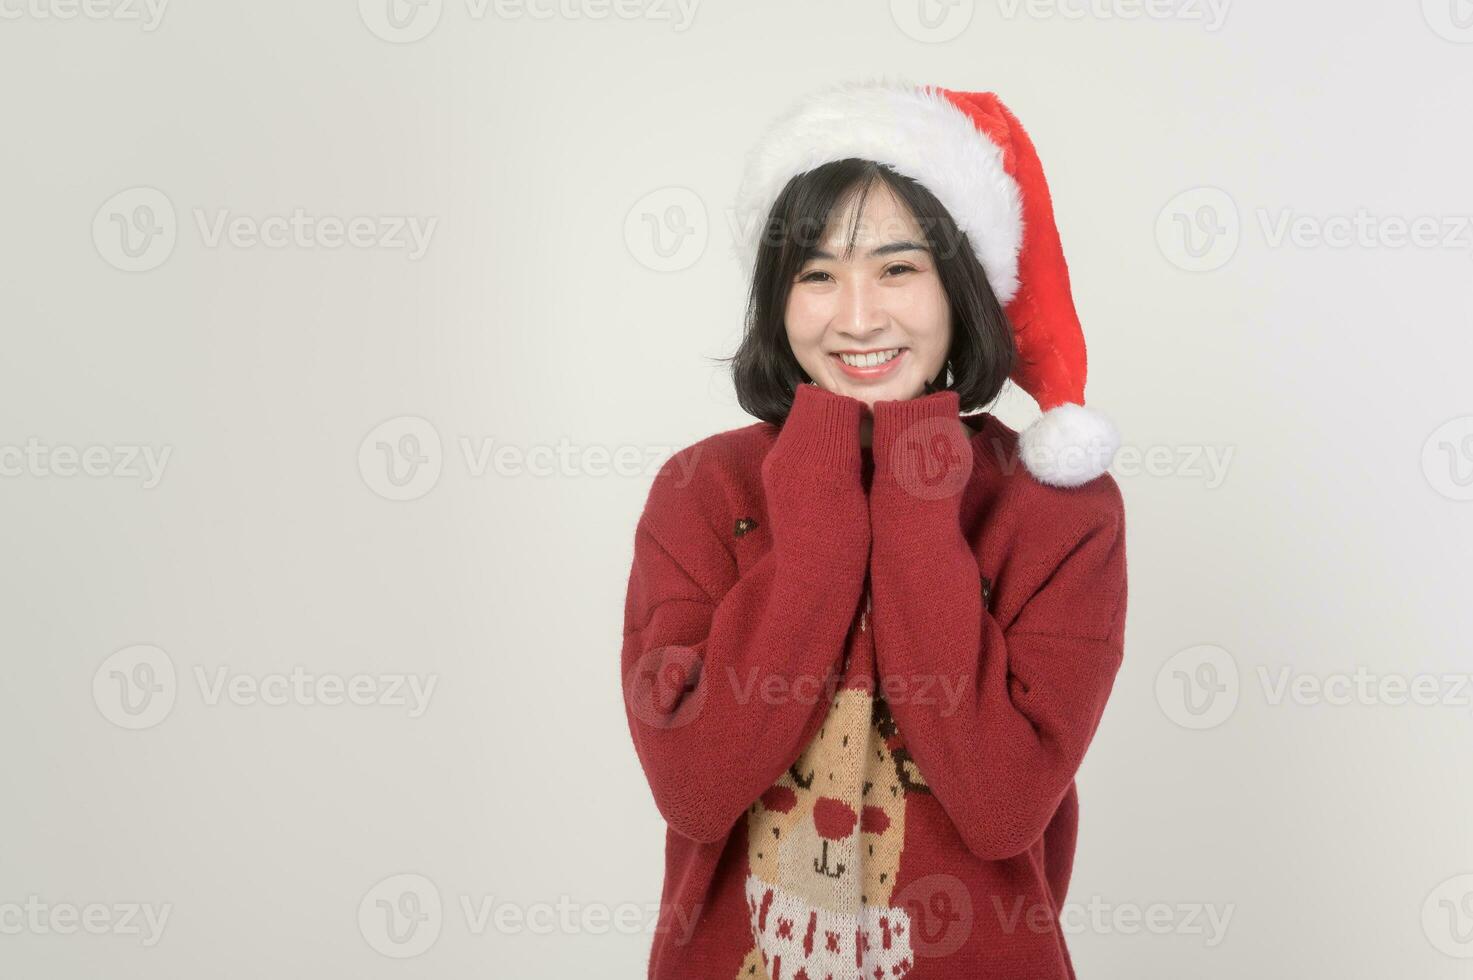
[733,75,1120,488]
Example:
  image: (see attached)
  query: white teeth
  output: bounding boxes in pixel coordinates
[837,348,901,368]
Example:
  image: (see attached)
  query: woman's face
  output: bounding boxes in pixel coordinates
[784,184,951,410]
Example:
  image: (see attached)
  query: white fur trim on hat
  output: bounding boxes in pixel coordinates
[1018,403,1120,488]
[732,75,1024,304]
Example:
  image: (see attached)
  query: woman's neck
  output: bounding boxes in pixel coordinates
[856,408,987,452]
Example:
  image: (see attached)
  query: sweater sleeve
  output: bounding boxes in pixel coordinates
[620,383,872,844]
[866,389,1128,861]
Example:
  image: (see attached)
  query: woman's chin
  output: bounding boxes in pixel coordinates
[814,370,923,405]
[845,376,922,405]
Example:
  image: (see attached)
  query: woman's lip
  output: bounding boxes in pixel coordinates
[829,348,906,380]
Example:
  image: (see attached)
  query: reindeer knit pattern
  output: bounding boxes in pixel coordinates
[621,382,1128,979]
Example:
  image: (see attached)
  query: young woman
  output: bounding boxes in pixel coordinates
[620,78,1128,980]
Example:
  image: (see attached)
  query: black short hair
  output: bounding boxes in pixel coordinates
[718,157,1016,426]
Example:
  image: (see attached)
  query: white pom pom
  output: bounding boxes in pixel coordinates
[1018,404,1120,488]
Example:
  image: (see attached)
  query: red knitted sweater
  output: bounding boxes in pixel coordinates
[621,382,1128,979]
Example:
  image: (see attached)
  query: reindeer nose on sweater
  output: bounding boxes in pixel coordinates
[812,797,858,840]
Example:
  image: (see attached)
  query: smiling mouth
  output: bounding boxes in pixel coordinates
[830,347,907,379]
[833,348,903,367]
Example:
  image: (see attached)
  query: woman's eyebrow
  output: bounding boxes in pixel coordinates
[809,240,930,260]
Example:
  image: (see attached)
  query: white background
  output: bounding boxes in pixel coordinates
[2,1,1472,977]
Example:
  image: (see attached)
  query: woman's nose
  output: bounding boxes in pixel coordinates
[835,278,888,339]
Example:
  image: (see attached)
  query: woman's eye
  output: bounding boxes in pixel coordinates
[798,265,914,283]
